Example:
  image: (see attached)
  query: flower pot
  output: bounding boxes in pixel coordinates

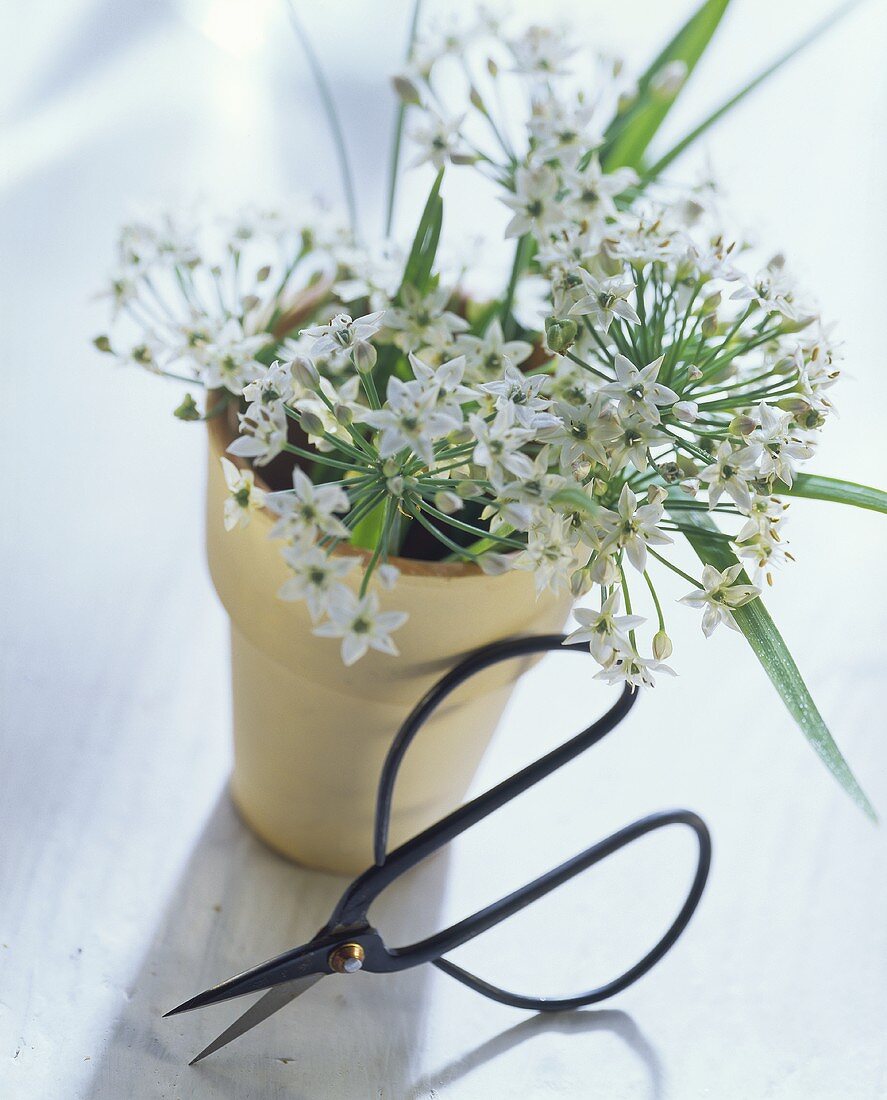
[205,416,573,874]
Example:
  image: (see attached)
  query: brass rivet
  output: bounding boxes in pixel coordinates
[329,943,365,974]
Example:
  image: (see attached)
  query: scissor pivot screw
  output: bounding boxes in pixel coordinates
[329,943,365,974]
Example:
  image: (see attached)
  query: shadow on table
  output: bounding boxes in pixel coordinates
[408,1007,663,1099]
[84,787,447,1099]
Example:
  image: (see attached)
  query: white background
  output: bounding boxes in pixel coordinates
[2,1,887,1097]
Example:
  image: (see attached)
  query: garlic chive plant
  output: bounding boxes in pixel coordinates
[97,3,884,814]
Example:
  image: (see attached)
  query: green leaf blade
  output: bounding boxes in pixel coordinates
[644,0,866,183]
[602,0,732,172]
[672,507,876,821]
[777,473,887,514]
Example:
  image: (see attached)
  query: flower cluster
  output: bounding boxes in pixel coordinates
[97,11,842,683]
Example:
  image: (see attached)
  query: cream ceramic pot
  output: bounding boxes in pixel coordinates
[206,416,573,874]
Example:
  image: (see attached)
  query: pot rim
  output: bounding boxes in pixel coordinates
[209,405,495,579]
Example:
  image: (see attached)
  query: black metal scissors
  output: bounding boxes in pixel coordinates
[167,634,711,1064]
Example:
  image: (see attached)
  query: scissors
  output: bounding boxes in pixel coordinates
[166,634,711,1064]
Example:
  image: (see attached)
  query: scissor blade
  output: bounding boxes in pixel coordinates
[189,973,323,1065]
[165,943,320,1016]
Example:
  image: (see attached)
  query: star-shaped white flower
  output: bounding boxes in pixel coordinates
[219,457,265,531]
[267,467,351,541]
[278,545,358,622]
[563,591,645,663]
[599,483,672,572]
[600,355,679,424]
[680,564,761,637]
[313,587,409,666]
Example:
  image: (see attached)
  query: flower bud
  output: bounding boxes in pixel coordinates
[729,414,756,438]
[589,551,618,586]
[673,400,698,424]
[653,630,673,661]
[391,74,421,105]
[173,393,201,421]
[478,552,512,576]
[382,458,400,478]
[290,355,318,388]
[334,402,353,426]
[650,60,687,99]
[687,365,703,382]
[93,334,113,354]
[299,409,325,437]
[570,568,593,597]
[700,314,718,338]
[647,485,667,505]
[376,563,400,589]
[352,339,377,374]
[544,316,578,353]
[455,480,483,499]
[434,491,463,515]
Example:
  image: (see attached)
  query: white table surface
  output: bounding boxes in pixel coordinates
[3,2,887,1097]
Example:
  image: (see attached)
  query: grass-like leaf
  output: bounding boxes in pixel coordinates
[672,507,876,821]
[777,473,887,515]
[384,0,424,235]
[602,0,731,171]
[644,0,866,182]
[399,168,444,297]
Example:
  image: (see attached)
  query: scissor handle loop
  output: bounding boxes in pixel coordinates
[372,634,635,867]
[432,809,711,1009]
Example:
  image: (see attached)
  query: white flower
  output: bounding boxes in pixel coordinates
[409,110,470,170]
[407,352,476,403]
[513,515,576,594]
[564,156,637,224]
[698,441,756,511]
[607,416,669,473]
[363,375,464,466]
[550,396,619,470]
[267,467,351,541]
[278,545,358,621]
[528,91,604,167]
[509,24,578,76]
[385,285,469,355]
[594,648,675,689]
[737,402,815,486]
[599,354,679,424]
[599,483,672,571]
[563,591,645,663]
[228,402,288,466]
[456,319,533,383]
[478,364,558,430]
[568,274,640,331]
[200,320,267,395]
[469,405,536,487]
[679,563,761,636]
[242,359,297,414]
[219,456,265,531]
[502,164,563,240]
[496,446,566,526]
[313,587,409,665]
[302,311,386,358]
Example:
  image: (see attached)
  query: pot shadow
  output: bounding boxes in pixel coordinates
[84,787,450,1099]
[408,1008,664,1100]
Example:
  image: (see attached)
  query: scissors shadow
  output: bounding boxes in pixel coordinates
[83,787,450,1099]
[408,1008,664,1100]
